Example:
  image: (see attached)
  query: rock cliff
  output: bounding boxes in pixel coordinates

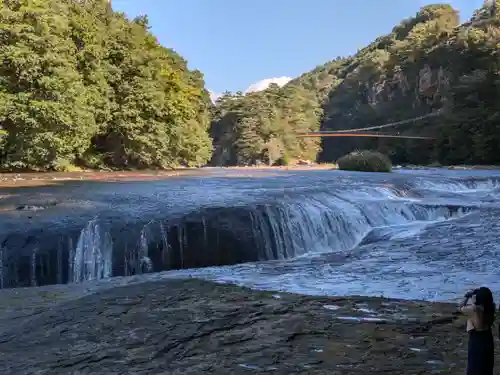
[289,2,500,165]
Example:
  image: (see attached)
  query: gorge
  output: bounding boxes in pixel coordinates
[1,167,500,374]
[0,1,499,170]
[1,2,500,373]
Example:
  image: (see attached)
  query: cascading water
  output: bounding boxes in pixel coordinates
[0,172,496,290]
[71,219,113,283]
[124,225,154,276]
[31,249,37,287]
[415,177,500,192]
[59,190,471,286]
[244,191,471,260]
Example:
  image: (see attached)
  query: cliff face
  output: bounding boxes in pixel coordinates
[292,2,500,165]
[210,2,500,167]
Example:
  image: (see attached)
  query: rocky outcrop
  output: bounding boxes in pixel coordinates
[0,279,477,374]
[315,3,499,164]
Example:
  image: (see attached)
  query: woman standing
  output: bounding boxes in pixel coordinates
[459,287,495,375]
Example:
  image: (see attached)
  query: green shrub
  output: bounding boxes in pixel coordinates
[51,159,83,172]
[337,150,392,172]
[274,154,290,166]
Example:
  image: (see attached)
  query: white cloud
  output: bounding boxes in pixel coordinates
[208,76,293,104]
[245,76,293,93]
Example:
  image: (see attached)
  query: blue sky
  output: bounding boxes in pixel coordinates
[112,0,486,96]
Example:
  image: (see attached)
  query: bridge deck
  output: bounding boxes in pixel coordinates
[298,132,434,140]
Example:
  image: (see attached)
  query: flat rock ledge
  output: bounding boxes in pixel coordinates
[0,279,483,374]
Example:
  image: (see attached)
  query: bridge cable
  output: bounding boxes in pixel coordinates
[309,110,443,134]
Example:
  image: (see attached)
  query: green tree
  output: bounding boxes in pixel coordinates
[0,0,97,170]
[0,0,212,171]
[209,84,321,166]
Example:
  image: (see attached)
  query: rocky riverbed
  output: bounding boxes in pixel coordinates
[0,166,333,187]
[0,278,484,374]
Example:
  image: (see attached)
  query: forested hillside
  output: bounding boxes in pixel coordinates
[212,2,500,166]
[0,0,212,171]
[210,84,321,166]
[1,1,499,171]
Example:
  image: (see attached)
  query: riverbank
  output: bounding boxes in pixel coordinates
[0,165,336,188]
[0,278,477,374]
[1,163,500,188]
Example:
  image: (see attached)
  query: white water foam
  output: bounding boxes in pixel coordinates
[71,219,113,283]
[247,190,471,259]
[415,177,500,194]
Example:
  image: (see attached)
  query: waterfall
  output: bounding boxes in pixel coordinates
[124,222,158,276]
[0,174,491,289]
[71,219,113,283]
[31,249,37,287]
[244,193,471,260]
[414,177,500,193]
[137,226,153,273]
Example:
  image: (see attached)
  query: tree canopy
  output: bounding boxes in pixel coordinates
[1,1,499,170]
[0,0,212,171]
[212,2,500,166]
[210,84,321,166]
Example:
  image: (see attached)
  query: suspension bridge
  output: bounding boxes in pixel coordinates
[298,111,442,140]
[298,1,498,140]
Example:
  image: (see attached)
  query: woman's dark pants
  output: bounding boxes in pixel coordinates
[467,329,494,375]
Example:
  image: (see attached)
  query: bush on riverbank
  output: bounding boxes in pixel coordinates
[337,150,392,172]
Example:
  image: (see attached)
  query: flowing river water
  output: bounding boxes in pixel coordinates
[1,168,499,302]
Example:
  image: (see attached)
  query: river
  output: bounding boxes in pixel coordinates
[0,167,499,302]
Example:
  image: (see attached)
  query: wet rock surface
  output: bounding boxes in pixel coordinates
[0,279,484,374]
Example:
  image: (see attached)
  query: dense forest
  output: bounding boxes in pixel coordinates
[210,85,322,166]
[0,1,499,171]
[0,0,212,171]
[211,1,500,166]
